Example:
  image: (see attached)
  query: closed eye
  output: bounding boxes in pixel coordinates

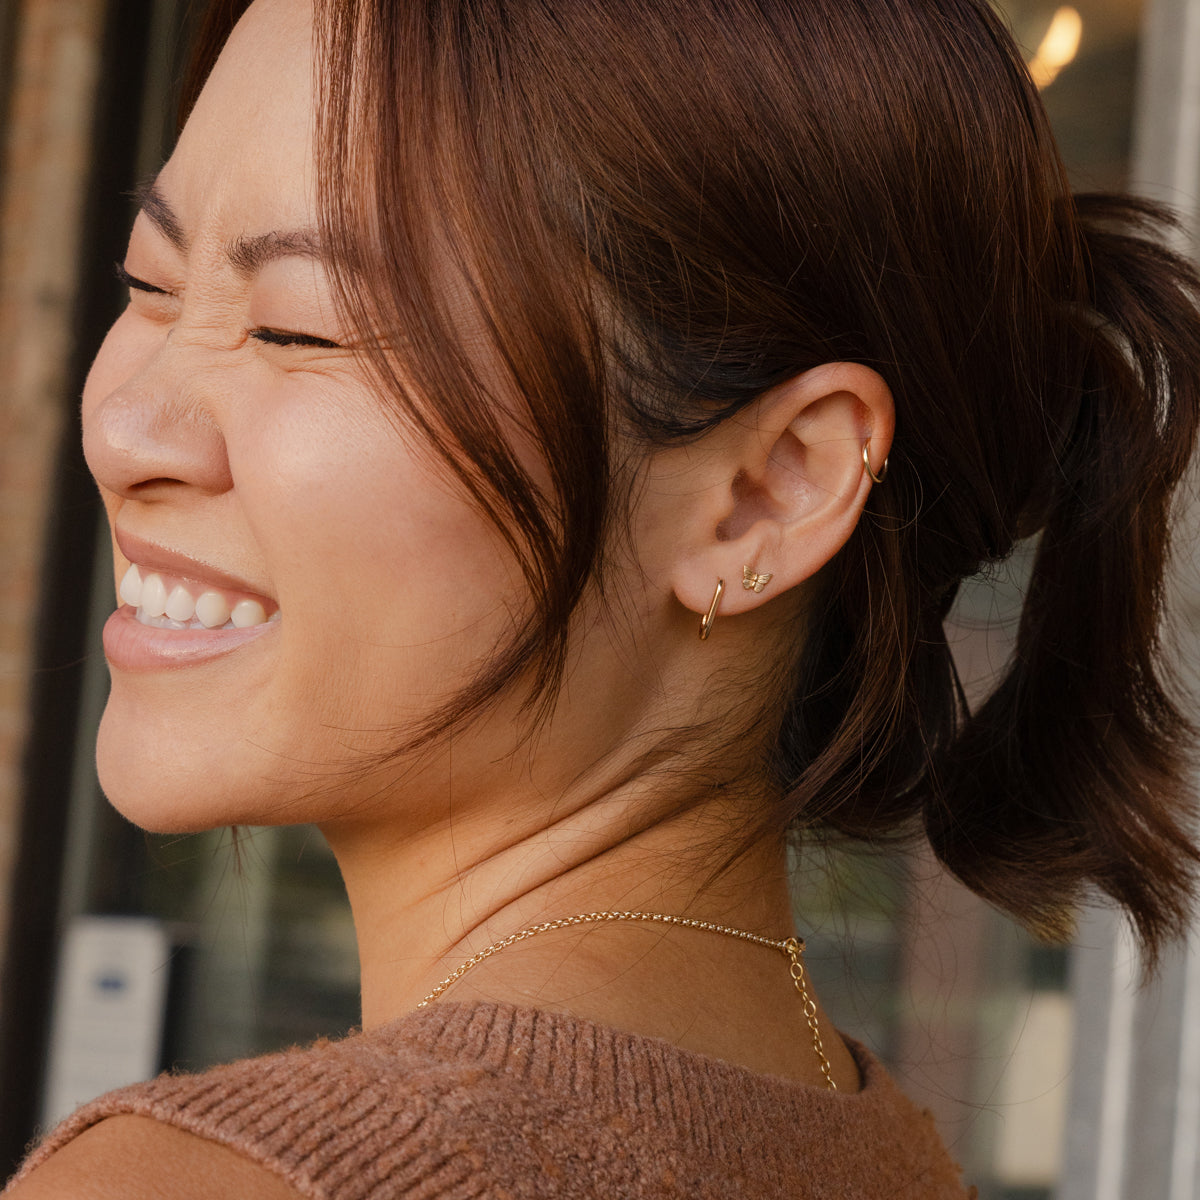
[116,263,340,348]
[249,328,342,349]
[115,261,169,295]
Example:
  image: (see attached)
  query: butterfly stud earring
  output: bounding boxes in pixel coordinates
[742,566,773,593]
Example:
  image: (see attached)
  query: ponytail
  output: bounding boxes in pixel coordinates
[926,194,1200,959]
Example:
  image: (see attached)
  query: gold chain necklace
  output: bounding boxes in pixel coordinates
[416,909,837,1090]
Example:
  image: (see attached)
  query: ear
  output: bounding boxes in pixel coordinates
[642,363,894,626]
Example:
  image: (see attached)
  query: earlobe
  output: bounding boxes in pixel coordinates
[659,362,894,626]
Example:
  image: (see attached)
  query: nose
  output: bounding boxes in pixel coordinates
[83,354,234,500]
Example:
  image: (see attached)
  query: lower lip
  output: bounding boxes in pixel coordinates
[103,605,278,671]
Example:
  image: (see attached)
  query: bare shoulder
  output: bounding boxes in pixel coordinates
[6,1116,304,1200]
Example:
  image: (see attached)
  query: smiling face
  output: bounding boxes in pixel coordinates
[84,0,875,856]
[85,0,529,831]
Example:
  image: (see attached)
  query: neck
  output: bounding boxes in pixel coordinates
[324,779,794,1027]
[321,772,862,1091]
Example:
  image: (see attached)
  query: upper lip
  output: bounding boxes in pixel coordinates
[114,529,275,601]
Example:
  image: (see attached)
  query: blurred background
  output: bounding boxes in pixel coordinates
[1,2,1198,1197]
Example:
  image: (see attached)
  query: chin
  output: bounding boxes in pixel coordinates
[96,724,226,834]
[94,699,280,834]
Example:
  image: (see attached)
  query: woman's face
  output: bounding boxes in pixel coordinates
[85,0,527,830]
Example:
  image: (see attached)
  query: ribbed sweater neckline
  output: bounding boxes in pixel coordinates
[375,1000,884,1157]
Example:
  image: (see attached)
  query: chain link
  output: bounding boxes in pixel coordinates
[416,910,836,1090]
[784,936,837,1090]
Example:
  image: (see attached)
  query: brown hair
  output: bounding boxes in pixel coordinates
[183,0,1200,961]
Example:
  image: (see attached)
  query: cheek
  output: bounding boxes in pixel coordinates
[233,383,523,691]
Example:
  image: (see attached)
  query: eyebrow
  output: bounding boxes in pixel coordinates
[133,178,187,251]
[131,177,326,275]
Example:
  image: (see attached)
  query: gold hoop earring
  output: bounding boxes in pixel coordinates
[863,440,889,485]
[742,566,773,593]
[699,578,725,641]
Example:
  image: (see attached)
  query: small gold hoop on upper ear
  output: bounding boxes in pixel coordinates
[699,578,725,641]
[863,440,889,485]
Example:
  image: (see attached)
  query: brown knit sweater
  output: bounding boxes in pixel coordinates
[12,1002,974,1198]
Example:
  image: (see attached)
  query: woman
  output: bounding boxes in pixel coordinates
[7,0,1200,1195]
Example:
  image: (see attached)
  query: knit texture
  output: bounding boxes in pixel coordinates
[12,1001,975,1198]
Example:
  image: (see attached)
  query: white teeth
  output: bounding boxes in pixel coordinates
[230,599,268,628]
[140,573,168,618]
[165,585,197,623]
[119,564,143,607]
[124,561,276,631]
[195,591,232,629]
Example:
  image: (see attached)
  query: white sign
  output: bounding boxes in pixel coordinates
[40,915,171,1130]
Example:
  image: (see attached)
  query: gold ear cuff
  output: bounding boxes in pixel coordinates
[863,440,889,484]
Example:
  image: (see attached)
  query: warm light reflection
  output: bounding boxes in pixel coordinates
[1028,6,1084,90]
